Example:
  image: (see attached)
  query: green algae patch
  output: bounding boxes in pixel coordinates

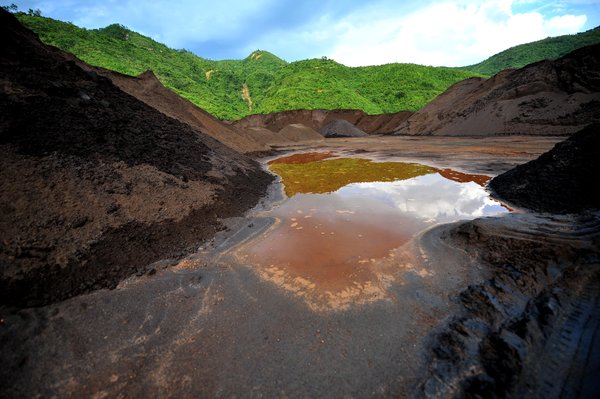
[269,158,435,196]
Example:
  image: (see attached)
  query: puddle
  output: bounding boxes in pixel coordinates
[235,153,507,310]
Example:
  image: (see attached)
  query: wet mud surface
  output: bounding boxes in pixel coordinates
[1,136,597,398]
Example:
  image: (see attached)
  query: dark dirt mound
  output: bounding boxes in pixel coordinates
[0,10,273,307]
[232,109,412,135]
[278,123,324,142]
[489,123,600,213]
[319,119,368,138]
[395,44,600,136]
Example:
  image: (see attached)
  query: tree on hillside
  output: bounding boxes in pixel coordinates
[1,3,18,12]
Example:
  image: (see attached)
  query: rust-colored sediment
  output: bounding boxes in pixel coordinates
[436,168,491,186]
[236,201,425,310]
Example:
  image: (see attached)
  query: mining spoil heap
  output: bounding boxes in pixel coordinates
[0,9,272,307]
[395,44,600,136]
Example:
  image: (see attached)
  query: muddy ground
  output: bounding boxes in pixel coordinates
[3,135,597,398]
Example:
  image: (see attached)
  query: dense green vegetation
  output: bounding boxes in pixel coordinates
[17,13,598,120]
[16,13,480,120]
[462,26,600,75]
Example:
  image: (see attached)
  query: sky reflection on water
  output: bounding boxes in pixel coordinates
[236,157,507,310]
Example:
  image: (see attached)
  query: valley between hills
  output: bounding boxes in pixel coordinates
[1,8,599,399]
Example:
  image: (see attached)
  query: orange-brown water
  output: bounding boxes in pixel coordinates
[237,154,505,308]
[240,197,422,293]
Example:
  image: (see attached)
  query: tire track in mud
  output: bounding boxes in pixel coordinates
[418,212,600,398]
[515,265,600,398]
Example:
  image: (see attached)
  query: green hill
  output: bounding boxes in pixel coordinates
[15,13,480,120]
[462,26,600,75]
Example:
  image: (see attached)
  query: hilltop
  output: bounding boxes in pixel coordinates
[15,13,479,120]
[462,26,600,75]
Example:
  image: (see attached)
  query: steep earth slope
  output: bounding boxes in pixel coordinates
[0,10,272,307]
[93,69,269,154]
[395,44,600,136]
[232,109,412,134]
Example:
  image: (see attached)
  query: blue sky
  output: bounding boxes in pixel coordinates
[5,0,600,66]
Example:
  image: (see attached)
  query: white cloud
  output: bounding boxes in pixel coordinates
[544,14,588,35]
[337,174,507,223]
[327,0,587,67]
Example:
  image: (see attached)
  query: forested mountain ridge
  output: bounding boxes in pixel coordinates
[462,26,600,75]
[16,13,480,120]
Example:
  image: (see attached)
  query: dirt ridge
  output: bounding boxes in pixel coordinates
[394,44,600,136]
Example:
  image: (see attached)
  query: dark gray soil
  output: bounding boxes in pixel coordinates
[320,119,368,137]
[489,123,600,214]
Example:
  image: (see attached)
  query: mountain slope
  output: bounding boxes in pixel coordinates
[462,26,600,75]
[394,44,600,136]
[15,13,480,120]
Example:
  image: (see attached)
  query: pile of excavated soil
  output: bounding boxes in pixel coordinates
[278,123,324,142]
[95,69,269,154]
[489,123,600,213]
[0,10,272,307]
[395,44,600,136]
[232,109,413,135]
[245,126,293,146]
[319,119,368,137]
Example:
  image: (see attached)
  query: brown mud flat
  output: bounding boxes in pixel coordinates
[272,135,563,176]
[2,134,590,398]
[267,151,337,165]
